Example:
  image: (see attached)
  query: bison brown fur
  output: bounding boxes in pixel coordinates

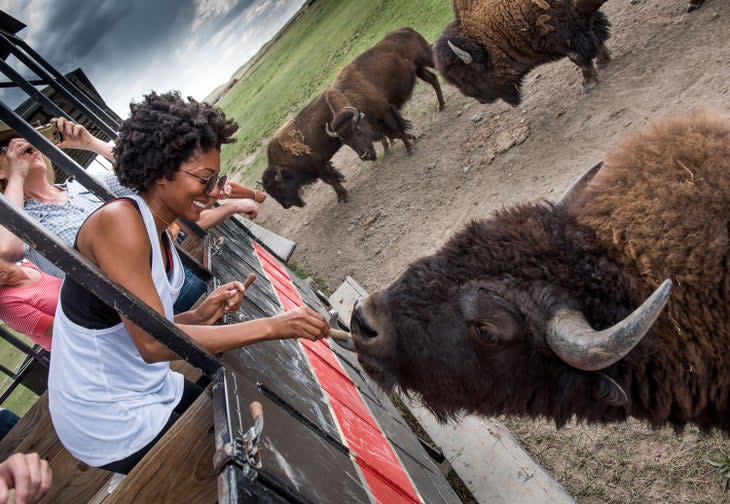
[263,27,445,209]
[350,112,730,433]
[434,0,611,106]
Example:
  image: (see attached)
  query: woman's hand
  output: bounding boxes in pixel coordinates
[2,138,35,180]
[193,280,246,325]
[51,118,115,161]
[0,452,52,504]
[269,306,329,341]
[52,117,95,151]
[229,200,259,220]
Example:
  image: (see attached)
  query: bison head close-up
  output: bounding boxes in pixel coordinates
[350,222,671,423]
[434,25,522,106]
[261,164,307,209]
[326,107,378,161]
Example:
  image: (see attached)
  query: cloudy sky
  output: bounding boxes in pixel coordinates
[1,0,307,116]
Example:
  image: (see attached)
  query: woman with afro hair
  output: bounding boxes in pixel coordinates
[48,91,331,474]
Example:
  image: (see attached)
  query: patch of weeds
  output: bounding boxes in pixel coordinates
[286,260,331,296]
[705,448,730,491]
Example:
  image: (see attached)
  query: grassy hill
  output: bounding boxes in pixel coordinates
[215,0,453,184]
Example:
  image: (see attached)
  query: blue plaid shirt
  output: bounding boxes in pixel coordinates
[24,170,134,277]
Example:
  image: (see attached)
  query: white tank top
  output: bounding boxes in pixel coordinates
[49,194,185,467]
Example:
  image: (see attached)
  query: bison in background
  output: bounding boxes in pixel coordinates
[350,112,730,434]
[687,0,705,12]
[434,0,611,106]
[263,27,445,209]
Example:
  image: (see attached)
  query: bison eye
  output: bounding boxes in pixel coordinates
[476,323,499,345]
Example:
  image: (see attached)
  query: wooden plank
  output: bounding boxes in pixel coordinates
[221,342,341,441]
[219,367,372,504]
[13,408,113,504]
[231,214,296,263]
[0,392,48,462]
[170,359,204,383]
[103,386,218,504]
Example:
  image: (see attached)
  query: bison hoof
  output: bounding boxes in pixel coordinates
[337,193,349,203]
[687,4,700,12]
[582,81,598,95]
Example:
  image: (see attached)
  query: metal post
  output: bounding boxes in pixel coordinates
[0,326,49,368]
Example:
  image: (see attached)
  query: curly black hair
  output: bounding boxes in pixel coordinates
[113,91,238,192]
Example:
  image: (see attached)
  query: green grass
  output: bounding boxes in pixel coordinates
[0,326,40,416]
[287,260,331,296]
[216,0,454,184]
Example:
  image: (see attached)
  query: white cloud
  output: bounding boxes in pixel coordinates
[191,0,239,30]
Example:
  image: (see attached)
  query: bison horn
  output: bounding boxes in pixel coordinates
[325,122,340,138]
[448,40,473,65]
[556,161,603,208]
[546,279,672,371]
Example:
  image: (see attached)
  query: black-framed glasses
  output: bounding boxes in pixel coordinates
[182,170,227,194]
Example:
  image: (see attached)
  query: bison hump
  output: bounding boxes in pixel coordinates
[276,118,312,157]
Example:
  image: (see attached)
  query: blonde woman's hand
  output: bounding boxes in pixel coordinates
[0,452,52,504]
[52,117,95,151]
[2,138,35,180]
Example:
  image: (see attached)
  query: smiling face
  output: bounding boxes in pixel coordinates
[154,148,222,222]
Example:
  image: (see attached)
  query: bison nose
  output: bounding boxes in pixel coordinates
[351,299,378,340]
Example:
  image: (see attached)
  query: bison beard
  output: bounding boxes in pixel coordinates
[350,112,730,434]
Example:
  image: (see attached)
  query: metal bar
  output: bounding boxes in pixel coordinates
[0,79,46,88]
[0,102,212,280]
[0,58,74,120]
[7,33,121,130]
[0,364,14,379]
[0,194,222,375]
[0,378,23,405]
[0,326,49,367]
[0,34,118,138]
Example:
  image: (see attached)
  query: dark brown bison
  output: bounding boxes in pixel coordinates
[350,112,730,433]
[434,0,611,106]
[263,27,445,209]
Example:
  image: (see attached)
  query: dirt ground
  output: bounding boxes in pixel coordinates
[250,1,730,502]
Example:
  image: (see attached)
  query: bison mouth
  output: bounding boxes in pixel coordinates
[350,300,378,340]
[349,298,399,389]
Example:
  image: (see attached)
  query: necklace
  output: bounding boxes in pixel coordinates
[148,206,174,230]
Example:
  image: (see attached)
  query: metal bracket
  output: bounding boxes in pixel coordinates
[213,401,264,479]
[210,236,225,257]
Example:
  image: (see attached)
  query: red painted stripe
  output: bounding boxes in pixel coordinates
[253,242,423,504]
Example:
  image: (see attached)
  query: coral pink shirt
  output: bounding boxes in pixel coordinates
[0,261,61,350]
